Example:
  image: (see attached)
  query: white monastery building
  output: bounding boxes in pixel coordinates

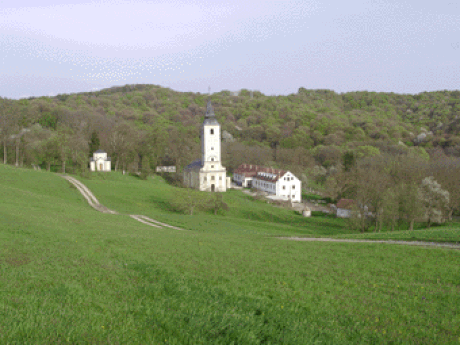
[233,164,302,202]
[89,149,111,172]
[183,100,230,192]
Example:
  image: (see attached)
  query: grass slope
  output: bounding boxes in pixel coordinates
[1,165,460,344]
[73,172,351,237]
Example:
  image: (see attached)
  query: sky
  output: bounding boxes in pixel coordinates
[1,0,459,99]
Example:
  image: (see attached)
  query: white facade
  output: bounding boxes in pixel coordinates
[252,171,302,202]
[89,150,111,172]
[337,208,352,218]
[183,100,227,192]
[233,172,254,188]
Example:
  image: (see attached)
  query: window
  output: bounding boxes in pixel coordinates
[219,176,222,180]
[211,158,214,161]
[292,185,295,189]
[210,129,214,135]
[204,177,207,181]
[211,165,214,168]
[283,186,286,190]
[211,147,214,150]
[211,176,215,180]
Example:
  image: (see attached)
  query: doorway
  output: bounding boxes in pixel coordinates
[211,184,215,192]
[99,163,103,171]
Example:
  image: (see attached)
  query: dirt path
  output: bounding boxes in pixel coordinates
[61,175,186,231]
[277,237,460,249]
[62,175,458,247]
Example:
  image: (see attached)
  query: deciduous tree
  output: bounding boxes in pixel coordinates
[419,176,450,227]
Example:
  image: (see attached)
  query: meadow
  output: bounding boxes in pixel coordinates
[1,165,460,344]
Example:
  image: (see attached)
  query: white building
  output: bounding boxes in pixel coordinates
[89,149,111,172]
[233,164,259,188]
[183,100,230,192]
[336,199,374,218]
[233,164,302,202]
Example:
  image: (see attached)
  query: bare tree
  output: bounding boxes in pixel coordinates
[55,125,73,173]
[381,187,399,231]
[0,99,18,165]
[40,134,58,172]
[109,122,135,172]
[399,181,425,231]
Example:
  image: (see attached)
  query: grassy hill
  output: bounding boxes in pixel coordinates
[1,164,460,344]
[72,171,351,237]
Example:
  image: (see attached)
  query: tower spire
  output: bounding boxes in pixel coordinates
[205,86,215,118]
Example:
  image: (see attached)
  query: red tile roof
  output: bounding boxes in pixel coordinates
[233,164,287,182]
[336,199,356,210]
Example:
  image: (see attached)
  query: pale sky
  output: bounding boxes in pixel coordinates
[1,0,459,99]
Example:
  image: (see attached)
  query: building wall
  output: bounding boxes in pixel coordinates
[184,169,227,192]
[337,208,352,218]
[202,125,221,164]
[94,152,107,160]
[90,152,110,172]
[232,173,252,187]
[252,178,276,194]
[276,172,301,202]
[234,170,301,201]
[200,171,226,192]
[183,169,200,189]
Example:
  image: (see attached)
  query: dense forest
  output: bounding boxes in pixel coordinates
[1,84,460,227]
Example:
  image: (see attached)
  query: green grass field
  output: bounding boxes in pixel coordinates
[72,172,353,238]
[1,165,460,344]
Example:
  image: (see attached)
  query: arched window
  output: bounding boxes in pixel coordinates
[210,129,214,135]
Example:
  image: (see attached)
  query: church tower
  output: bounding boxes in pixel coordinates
[201,100,222,168]
[198,99,227,192]
[183,96,228,192]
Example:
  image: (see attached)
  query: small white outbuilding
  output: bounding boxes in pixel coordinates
[89,149,111,172]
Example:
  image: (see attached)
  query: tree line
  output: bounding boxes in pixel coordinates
[325,152,460,232]
[0,84,459,231]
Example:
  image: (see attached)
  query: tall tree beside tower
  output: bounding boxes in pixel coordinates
[89,131,100,157]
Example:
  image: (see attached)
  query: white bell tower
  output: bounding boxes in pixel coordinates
[201,100,222,169]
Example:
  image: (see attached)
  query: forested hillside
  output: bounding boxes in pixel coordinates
[1,84,460,227]
[1,84,460,176]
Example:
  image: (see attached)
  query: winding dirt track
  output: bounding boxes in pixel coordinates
[277,236,460,249]
[62,174,459,248]
[61,175,186,231]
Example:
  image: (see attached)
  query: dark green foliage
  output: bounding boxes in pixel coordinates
[2,84,460,179]
[38,113,58,130]
[88,131,100,157]
[343,151,355,172]
[139,156,151,180]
